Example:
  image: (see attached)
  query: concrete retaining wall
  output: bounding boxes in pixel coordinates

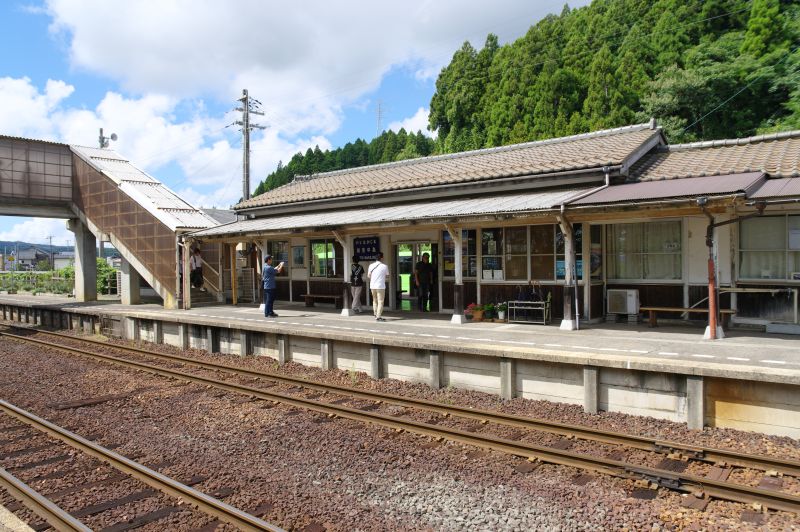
[2,302,798,438]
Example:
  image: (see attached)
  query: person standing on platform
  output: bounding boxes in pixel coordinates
[190,248,205,291]
[262,254,284,318]
[415,252,433,312]
[350,255,365,313]
[367,251,389,322]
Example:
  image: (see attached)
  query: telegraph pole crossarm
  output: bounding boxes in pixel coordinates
[235,89,267,202]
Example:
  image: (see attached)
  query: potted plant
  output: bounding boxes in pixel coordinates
[466,303,483,321]
[483,303,496,320]
[497,302,507,321]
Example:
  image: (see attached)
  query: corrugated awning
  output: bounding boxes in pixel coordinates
[749,178,800,199]
[189,187,590,239]
[569,172,766,206]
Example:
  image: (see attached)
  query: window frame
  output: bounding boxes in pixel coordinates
[606,220,683,283]
[739,213,800,282]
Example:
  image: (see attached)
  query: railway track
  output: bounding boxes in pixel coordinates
[0,397,284,531]
[2,326,800,517]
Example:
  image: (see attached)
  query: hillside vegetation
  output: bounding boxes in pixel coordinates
[254,0,799,196]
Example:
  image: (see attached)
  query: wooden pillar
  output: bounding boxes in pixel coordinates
[447,226,465,324]
[230,243,238,306]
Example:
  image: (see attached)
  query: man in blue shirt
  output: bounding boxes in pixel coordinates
[262,254,284,318]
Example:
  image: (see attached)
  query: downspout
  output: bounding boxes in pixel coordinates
[558,167,612,330]
[697,197,766,340]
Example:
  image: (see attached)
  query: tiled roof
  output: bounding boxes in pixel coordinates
[70,145,219,231]
[236,123,661,210]
[630,130,800,181]
[192,188,588,238]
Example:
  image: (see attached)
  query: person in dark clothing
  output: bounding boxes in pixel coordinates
[414,252,434,312]
[350,255,365,313]
[262,254,284,318]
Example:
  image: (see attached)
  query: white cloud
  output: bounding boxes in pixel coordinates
[0,218,73,246]
[0,77,74,140]
[43,0,587,137]
[388,107,434,137]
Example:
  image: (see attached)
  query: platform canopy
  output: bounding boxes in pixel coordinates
[189,187,592,240]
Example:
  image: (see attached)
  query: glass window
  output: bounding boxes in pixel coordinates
[590,225,603,280]
[310,239,343,278]
[267,241,289,276]
[530,225,555,280]
[505,227,527,280]
[556,224,583,280]
[481,228,504,280]
[442,230,477,278]
[740,215,800,280]
[607,221,681,280]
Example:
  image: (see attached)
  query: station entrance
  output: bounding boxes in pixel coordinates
[394,241,438,312]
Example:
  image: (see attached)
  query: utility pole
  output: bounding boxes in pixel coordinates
[376,99,384,138]
[235,89,266,201]
[47,235,53,271]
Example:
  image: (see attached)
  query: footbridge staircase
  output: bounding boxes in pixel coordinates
[0,135,219,308]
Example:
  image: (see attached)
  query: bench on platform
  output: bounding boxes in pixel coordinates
[304,294,343,309]
[640,306,736,328]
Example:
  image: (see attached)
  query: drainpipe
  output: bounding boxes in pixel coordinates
[697,198,766,340]
[558,167,611,329]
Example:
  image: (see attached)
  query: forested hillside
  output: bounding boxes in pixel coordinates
[430,0,799,151]
[253,129,434,196]
[254,0,798,195]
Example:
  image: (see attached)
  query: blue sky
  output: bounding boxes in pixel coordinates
[0,0,588,246]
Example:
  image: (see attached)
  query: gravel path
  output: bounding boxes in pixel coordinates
[0,329,798,530]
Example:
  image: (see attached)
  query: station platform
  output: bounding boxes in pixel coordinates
[1,294,799,438]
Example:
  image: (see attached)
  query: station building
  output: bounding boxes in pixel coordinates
[188,121,800,333]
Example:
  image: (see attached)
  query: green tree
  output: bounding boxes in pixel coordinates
[741,0,785,57]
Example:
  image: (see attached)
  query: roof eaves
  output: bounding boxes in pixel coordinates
[665,129,800,152]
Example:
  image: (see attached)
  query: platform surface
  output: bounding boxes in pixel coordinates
[2,294,799,384]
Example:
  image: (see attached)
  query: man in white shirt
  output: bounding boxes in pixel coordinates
[367,251,389,321]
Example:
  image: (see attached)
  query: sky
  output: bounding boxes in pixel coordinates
[0,0,589,247]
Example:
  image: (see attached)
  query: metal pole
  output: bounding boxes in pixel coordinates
[242,89,250,201]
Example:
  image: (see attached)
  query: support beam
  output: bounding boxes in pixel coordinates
[321,339,334,370]
[583,366,599,414]
[429,351,442,389]
[557,213,577,331]
[230,244,238,306]
[239,330,250,356]
[123,317,138,341]
[500,358,515,400]
[370,345,382,379]
[334,231,354,317]
[68,219,97,302]
[277,334,289,365]
[120,257,141,305]
[153,321,164,344]
[178,323,190,350]
[206,326,219,353]
[687,375,705,430]
[446,225,465,324]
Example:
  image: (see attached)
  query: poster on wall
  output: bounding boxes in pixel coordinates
[354,237,380,261]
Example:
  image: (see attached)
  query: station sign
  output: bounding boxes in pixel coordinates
[353,237,380,261]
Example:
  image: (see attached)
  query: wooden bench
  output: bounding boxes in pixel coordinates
[303,294,343,309]
[640,306,736,328]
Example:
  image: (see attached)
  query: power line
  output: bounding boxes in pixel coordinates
[681,44,800,134]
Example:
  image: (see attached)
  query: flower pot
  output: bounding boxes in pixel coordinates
[472,309,484,321]
[484,310,494,320]
[497,311,506,320]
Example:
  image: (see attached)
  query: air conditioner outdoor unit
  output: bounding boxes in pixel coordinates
[607,289,639,315]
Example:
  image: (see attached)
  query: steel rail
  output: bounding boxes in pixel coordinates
[0,467,91,532]
[3,331,799,514]
[12,327,800,477]
[0,398,285,532]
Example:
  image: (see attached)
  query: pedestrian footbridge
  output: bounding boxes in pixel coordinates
[0,135,218,308]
